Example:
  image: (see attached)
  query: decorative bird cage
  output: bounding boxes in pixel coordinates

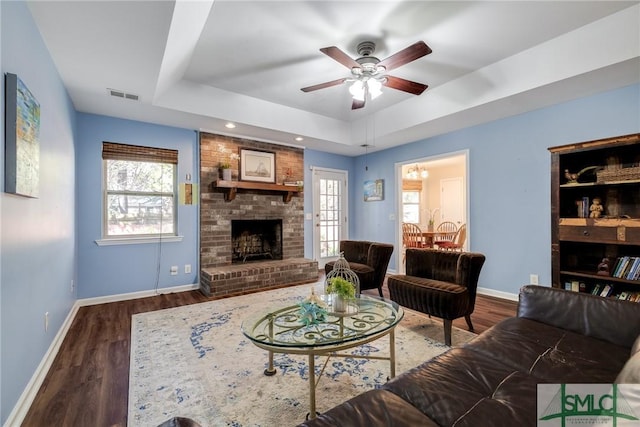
[325,252,360,297]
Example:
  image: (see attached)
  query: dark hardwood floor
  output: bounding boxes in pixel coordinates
[22,279,517,427]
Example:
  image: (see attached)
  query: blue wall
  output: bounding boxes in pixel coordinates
[76,114,199,298]
[349,84,640,295]
[1,2,77,422]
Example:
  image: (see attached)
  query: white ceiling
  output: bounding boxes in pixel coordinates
[27,1,640,156]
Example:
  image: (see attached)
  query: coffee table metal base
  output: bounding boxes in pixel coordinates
[259,328,397,419]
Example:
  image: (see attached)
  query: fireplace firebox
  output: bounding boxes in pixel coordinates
[231,219,283,263]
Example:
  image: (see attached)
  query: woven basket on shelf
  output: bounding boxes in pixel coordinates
[596,166,640,183]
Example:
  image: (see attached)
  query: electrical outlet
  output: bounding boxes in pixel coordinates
[185,264,192,274]
[44,312,49,332]
[170,266,178,276]
[530,274,539,285]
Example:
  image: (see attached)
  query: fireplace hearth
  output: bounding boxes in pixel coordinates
[231,219,283,263]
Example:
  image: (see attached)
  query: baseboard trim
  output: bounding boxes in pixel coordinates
[477,286,519,302]
[4,302,79,427]
[77,283,200,307]
[4,283,200,426]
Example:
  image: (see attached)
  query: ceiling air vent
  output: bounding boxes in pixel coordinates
[107,88,139,101]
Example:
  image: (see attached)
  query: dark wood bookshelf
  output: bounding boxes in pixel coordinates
[549,133,640,301]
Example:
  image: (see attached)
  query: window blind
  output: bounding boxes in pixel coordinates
[402,179,423,191]
[102,142,178,164]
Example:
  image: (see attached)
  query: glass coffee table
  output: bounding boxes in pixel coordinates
[241,294,404,418]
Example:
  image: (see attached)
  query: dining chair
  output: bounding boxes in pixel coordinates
[402,223,427,249]
[433,221,457,248]
[439,223,467,251]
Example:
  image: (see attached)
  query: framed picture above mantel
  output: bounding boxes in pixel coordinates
[240,148,276,183]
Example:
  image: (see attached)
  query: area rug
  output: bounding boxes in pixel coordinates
[128,283,477,427]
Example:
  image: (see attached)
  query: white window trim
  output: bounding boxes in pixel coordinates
[102,158,178,239]
[95,235,184,246]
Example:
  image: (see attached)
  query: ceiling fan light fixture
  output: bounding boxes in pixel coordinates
[305,40,431,109]
[367,78,383,99]
[349,80,365,101]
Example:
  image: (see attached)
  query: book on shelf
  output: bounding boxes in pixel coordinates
[611,257,627,277]
[626,257,640,280]
[609,256,640,281]
[575,197,590,218]
[571,280,580,292]
[624,257,635,279]
[614,291,640,303]
[600,284,613,297]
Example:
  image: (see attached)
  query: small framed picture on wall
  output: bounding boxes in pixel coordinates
[364,179,384,201]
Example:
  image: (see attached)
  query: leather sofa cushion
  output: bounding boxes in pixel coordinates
[296,389,439,427]
[383,348,537,427]
[517,285,640,348]
[381,317,628,427]
[465,317,628,382]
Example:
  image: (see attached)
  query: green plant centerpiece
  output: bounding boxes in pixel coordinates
[326,277,356,312]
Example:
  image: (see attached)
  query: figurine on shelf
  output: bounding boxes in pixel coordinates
[597,258,611,276]
[589,197,604,218]
[564,166,600,184]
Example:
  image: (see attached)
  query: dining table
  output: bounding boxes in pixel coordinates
[420,230,456,248]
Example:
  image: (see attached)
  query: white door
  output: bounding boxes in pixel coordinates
[312,167,348,268]
[440,177,465,226]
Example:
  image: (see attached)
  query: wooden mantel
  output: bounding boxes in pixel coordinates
[212,180,302,203]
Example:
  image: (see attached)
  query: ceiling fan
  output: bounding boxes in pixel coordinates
[301,40,432,110]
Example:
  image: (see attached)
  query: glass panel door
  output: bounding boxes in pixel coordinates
[313,168,348,268]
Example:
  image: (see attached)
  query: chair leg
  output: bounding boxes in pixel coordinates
[377,286,384,298]
[443,319,453,346]
[465,314,474,332]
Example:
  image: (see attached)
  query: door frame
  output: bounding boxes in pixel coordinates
[395,150,470,273]
[311,166,349,268]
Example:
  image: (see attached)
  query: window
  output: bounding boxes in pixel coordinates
[402,191,420,224]
[102,142,178,238]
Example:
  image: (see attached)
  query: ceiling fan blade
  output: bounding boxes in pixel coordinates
[383,75,428,95]
[320,46,361,69]
[352,98,365,110]
[301,78,347,92]
[378,41,432,72]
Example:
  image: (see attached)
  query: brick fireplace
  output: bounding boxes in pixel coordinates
[199,132,318,297]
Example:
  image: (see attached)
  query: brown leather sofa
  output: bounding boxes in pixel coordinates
[299,285,640,427]
[324,240,393,297]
